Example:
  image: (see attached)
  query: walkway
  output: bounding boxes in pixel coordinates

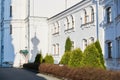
[0,68,61,80]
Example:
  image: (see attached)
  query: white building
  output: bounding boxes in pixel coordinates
[48,0,104,64]
[0,0,120,69]
[0,0,48,67]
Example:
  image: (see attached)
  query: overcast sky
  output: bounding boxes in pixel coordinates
[38,0,82,17]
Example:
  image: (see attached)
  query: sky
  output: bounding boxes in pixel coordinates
[37,0,82,17]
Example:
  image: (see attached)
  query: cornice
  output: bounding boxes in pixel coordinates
[48,0,91,23]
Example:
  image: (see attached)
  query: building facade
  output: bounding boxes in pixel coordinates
[0,0,48,67]
[101,0,120,70]
[48,0,104,64]
[0,0,120,69]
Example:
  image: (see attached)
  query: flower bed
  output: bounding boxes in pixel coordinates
[39,63,120,80]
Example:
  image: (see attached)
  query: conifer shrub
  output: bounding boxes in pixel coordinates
[95,40,106,69]
[44,54,54,64]
[60,51,72,65]
[34,52,43,63]
[68,48,83,67]
[81,43,103,68]
[65,37,72,52]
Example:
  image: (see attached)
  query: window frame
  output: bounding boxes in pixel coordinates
[107,42,112,58]
[10,5,12,17]
[106,7,112,23]
[10,24,12,34]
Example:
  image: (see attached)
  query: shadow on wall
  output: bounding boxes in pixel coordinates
[30,33,40,62]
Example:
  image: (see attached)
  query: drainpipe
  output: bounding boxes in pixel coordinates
[28,0,30,62]
[95,0,99,40]
[0,0,5,67]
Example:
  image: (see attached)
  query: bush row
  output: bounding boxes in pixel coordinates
[34,53,54,64]
[39,63,120,80]
[60,41,105,69]
[23,53,54,70]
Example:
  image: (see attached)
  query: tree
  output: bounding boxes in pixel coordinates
[68,48,83,67]
[44,54,54,64]
[60,51,72,65]
[81,43,104,68]
[34,51,43,63]
[65,37,72,52]
[95,40,106,69]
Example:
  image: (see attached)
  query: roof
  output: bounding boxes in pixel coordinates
[48,0,86,20]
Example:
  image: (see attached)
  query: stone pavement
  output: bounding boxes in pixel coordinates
[0,68,61,80]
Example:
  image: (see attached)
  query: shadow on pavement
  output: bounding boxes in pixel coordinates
[0,67,47,80]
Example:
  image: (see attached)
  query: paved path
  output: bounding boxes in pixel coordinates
[0,68,61,80]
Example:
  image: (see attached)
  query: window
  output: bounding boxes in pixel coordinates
[116,0,120,15]
[70,15,74,28]
[56,44,59,55]
[56,22,59,33]
[89,37,94,44]
[53,22,59,35]
[66,17,69,29]
[54,26,56,33]
[84,10,87,24]
[71,41,74,50]
[10,5,12,17]
[53,44,59,56]
[108,42,112,58]
[83,39,87,50]
[91,8,94,22]
[53,44,56,55]
[106,7,112,23]
[10,24,12,34]
[117,37,120,58]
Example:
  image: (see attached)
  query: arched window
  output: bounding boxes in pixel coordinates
[71,41,74,50]
[66,17,69,29]
[10,24,12,34]
[106,7,112,23]
[83,39,87,50]
[84,10,87,24]
[56,43,59,55]
[116,0,120,15]
[89,37,94,44]
[56,22,59,33]
[10,5,12,17]
[53,44,56,55]
[54,26,56,33]
[107,42,112,58]
[91,7,94,22]
[71,15,74,28]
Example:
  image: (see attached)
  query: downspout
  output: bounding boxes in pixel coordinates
[28,0,30,61]
[0,0,5,67]
[95,0,99,40]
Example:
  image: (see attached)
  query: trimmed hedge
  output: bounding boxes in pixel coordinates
[23,63,40,71]
[68,48,83,67]
[44,54,54,64]
[60,51,71,65]
[39,63,120,80]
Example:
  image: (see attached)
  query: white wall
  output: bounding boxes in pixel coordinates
[29,17,48,62]
[48,1,100,64]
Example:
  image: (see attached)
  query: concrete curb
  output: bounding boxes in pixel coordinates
[36,73,62,80]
